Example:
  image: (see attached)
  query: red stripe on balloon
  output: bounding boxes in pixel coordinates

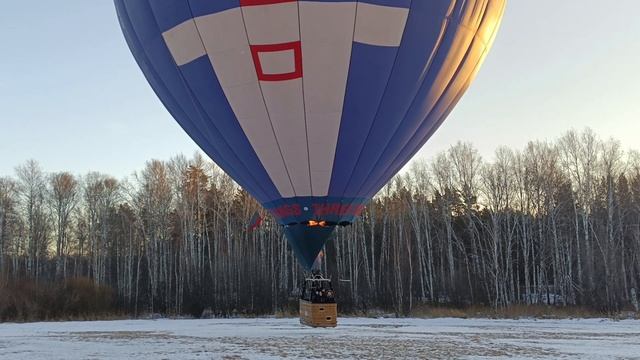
[250,41,303,82]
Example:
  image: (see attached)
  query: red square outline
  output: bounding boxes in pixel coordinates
[250,41,303,82]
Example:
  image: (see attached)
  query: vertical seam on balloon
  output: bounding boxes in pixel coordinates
[469,0,488,33]
[335,0,414,203]
[369,0,502,195]
[177,2,277,202]
[458,0,468,17]
[119,0,269,203]
[156,0,276,202]
[179,5,275,200]
[239,4,299,198]
[363,0,504,197]
[365,58,477,198]
[296,1,314,196]
[326,0,359,208]
[362,26,475,198]
[181,3,283,202]
[344,0,459,201]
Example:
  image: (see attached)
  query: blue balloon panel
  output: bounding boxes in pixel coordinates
[115,0,506,269]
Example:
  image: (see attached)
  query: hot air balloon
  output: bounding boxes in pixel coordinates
[115,0,506,324]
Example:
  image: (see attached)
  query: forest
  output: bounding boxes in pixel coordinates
[1,128,639,320]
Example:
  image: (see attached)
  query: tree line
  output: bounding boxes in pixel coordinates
[0,128,639,319]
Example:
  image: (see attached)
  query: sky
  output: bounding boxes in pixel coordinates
[1,1,639,179]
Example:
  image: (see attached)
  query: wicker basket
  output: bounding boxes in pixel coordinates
[299,299,337,327]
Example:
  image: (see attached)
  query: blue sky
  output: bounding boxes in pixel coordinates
[1,1,639,178]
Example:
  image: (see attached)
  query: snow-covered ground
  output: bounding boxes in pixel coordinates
[1,317,639,359]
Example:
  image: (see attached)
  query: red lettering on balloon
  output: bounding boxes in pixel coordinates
[274,203,364,219]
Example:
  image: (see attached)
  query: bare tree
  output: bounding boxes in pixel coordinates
[481,147,516,307]
[84,173,120,285]
[449,142,484,301]
[15,160,49,280]
[49,172,79,279]
[2,129,640,318]
[0,177,19,275]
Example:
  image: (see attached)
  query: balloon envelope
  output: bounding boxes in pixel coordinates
[115,0,506,270]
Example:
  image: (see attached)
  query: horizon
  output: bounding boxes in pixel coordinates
[1,126,637,182]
